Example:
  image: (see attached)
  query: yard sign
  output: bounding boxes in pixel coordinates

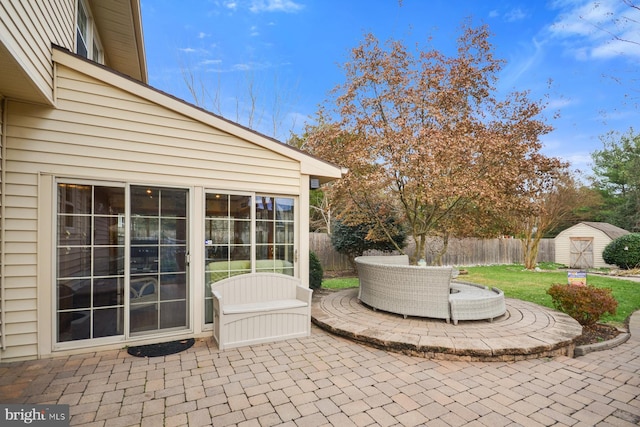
[567,270,587,286]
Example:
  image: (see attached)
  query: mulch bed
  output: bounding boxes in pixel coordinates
[127,338,195,358]
[574,323,623,346]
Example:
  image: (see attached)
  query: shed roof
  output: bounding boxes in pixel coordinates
[577,222,630,240]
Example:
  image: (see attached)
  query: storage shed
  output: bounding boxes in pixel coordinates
[555,222,630,268]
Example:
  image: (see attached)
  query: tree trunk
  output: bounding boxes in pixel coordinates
[412,234,426,265]
[433,233,450,266]
[522,232,542,270]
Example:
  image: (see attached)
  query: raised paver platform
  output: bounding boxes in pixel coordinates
[311,287,583,361]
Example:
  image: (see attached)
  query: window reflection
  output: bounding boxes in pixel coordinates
[56,183,188,342]
[204,193,295,324]
[129,186,188,335]
[57,184,125,343]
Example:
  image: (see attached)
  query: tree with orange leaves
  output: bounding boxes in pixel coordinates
[304,22,567,264]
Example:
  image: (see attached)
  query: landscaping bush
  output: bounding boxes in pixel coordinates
[547,284,618,326]
[603,233,640,269]
[331,218,407,269]
[309,251,323,290]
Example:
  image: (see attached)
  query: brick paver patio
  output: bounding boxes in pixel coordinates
[0,311,639,426]
[312,289,584,361]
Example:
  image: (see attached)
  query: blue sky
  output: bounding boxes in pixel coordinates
[141,0,640,175]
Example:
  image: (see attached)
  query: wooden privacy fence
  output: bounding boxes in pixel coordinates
[309,233,353,272]
[309,233,555,272]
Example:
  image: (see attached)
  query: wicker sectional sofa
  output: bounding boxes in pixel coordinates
[355,255,505,324]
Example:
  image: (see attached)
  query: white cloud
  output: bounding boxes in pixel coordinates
[225,1,238,10]
[505,8,527,22]
[566,152,593,170]
[549,1,610,37]
[232,63,252,71]
[546,97,574,110]
[598,108,638,122]
[500,37,546,88]
[540,135,593,169]
[487,7,528,22]
[180,47,197,53]
[548,0,640,60]
[591,36,640,59]
[249,0,304,13]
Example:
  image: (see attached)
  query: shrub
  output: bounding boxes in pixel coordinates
[603,233,640,269]
[547,284,618,326]
[331,219,407,269]
[309,251,323,290]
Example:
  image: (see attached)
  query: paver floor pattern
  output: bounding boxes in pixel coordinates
[312,289,582,360]
[320,289,555,338]
[0,322,639,427]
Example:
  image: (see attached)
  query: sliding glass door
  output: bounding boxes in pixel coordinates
[56,183,189,344]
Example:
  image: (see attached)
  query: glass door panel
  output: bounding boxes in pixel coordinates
[204,193,251,324]
[256,196,294,275]
[130,186,188,335]
[56,184,125,342]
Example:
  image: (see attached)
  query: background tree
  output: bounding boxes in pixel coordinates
[304,22,562,264]
[590,129,640,231]
[511,169,585,269]
[287,132,340,234]
[309,188,333,234]
[180,65,299,140]
[331,217,407,270]
[546,184,604,237]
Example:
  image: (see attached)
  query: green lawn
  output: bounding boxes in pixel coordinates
[321,264,640,327]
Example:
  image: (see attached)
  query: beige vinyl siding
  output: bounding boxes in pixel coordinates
[0,0,74,103]
[2,64,304,359]
[555,224,612,268]
[0,98,3,357]
[10,65,301,192]
[0,168,39,360]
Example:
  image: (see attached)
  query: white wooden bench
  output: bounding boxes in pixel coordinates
[210,273,312,350]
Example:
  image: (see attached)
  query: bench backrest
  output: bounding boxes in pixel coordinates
[355,255,409,266]
[355,257,452,319]
[210,273,300,305]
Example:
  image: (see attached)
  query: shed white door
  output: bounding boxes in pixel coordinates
[569,237,593,268]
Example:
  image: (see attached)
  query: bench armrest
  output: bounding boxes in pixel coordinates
[296,285,312,305]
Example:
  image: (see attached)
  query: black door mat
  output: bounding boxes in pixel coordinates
[127,338,195,358]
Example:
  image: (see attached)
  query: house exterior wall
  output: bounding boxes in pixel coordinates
[554,223,613,269]
[0,0,75,104]
[1,61,308,361]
